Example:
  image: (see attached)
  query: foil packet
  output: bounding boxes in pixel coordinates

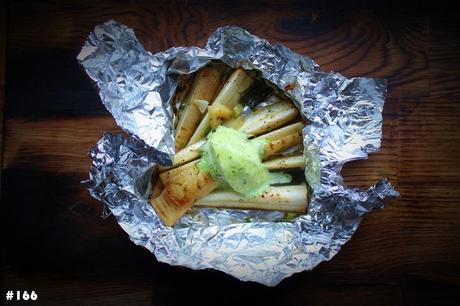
[78,20,399,286]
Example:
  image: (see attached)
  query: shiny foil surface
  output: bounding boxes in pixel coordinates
[79,20,399,286]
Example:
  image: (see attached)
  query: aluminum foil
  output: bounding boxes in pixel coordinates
[79,20,399,286]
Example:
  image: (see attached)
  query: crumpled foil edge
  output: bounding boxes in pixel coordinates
[79,20,399,286]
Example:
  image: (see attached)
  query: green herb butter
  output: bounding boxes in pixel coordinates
[198,126,291,198]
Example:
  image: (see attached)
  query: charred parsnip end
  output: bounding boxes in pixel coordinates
[150,165,218,226]
[194,184,308,213]
[159,159,199,185]
[188,68,254,145]
[151,179,164,198]
[263,131,303,159]
[263,155,305,170]
[208,105,233,128]
[175,66,223,151]
[238,101,299,136]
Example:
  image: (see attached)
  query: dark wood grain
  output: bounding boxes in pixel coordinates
[1,0,5,189]
[2,1,460,305]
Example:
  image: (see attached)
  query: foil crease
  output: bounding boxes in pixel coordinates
[79,20,399,286]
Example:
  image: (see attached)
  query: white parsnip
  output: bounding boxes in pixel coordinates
[238,101,299,136]
[194,184,308,213]
[188,68,254,145]
[263,131,303,159]
[159,139,206,172]
[263,155,305,170]
[159,159,199,184]
[255,122,303,142]
[175,66,223,151]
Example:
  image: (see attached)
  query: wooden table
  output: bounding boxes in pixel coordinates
[2,1,460,305]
